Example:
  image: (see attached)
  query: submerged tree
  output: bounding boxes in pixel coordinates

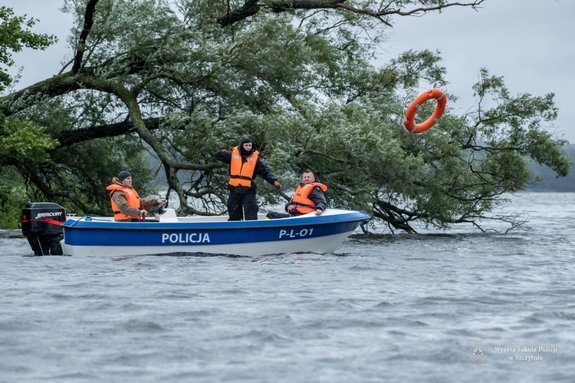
[0,0,570,232]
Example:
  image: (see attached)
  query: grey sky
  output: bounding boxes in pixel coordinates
[5,0,575,141]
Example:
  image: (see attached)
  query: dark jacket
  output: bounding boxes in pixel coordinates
[307,186,328,211]
[215,149,278,191]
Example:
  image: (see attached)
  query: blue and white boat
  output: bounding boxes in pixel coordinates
[21,203,369,256]
[59,208,369,256]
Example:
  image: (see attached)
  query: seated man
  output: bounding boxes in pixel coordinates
[286,169,327,216]
[106,170,166,221]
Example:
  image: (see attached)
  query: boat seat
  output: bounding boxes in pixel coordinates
[159,208,180,222]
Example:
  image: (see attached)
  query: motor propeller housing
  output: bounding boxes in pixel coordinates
[21,202,65,255]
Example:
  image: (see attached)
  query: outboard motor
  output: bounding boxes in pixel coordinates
[21,202,66,255]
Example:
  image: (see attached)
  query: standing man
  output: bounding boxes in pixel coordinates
[106,170,167,221]
[286,169,327,216]
[215,137,282,220]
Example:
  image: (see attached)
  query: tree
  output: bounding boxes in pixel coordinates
[0,6,58,228]
[0,0,570,232]
[0,6,57,91]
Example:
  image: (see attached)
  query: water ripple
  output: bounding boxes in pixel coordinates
[1,193,574,382]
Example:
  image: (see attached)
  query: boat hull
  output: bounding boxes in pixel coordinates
[62,209,369,256]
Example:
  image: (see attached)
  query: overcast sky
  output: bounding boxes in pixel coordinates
[5,0,575,142]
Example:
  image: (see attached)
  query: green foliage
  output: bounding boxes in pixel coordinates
[0,168,28,229]
[469,69,569,175]
[0,118,58,164]
[0,6,56,91]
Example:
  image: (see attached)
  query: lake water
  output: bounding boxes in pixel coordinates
[1,192,574,382]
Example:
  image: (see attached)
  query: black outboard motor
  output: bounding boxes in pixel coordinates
[21,202,66,255]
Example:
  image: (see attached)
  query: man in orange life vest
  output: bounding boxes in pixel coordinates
[106,170,167,221]
[215,137,281,220]
[286,169,327,216]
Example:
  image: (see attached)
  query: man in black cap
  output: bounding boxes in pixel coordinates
[105,170,167,221]
[215,137,282,220]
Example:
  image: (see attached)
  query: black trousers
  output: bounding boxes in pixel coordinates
[227,189,258,220]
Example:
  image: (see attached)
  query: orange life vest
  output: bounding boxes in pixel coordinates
[106,184,141,221]
[228,146,259,187]
[289,182,328,214]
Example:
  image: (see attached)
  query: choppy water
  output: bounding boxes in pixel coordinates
[1,192,574,382]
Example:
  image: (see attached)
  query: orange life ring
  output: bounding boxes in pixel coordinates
[403,89,447,134]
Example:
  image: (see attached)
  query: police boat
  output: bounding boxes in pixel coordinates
[21,202,370,257]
